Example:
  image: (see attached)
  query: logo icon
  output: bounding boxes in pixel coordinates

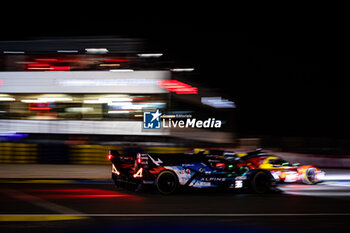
[143,109,162,129]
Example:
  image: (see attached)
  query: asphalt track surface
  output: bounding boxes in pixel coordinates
[1,180,350,233]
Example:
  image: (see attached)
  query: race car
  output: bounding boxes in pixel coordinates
[236,149,325,184]
[108,149,276,194]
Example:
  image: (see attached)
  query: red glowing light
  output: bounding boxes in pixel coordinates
[29,107,52,111]
[106,59,129,62]
[27,63,70,71]
[28,63,50,67]
[216,163,226,168]
[136,153,142,164]
[52,194,129,198]
[108,154,113,160]
[29,103,51,112]
[49,66,70,71]
[35,58,59,62]
[24,188,134,199]
[157,80,198,94]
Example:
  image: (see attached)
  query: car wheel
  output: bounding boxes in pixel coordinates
[251,171,271,194]
[301,167,316,184]
[156,170,179,195]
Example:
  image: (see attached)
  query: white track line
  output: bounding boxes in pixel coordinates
[280,185,350,191]
[280,185,350,197]
[282,191,350,197]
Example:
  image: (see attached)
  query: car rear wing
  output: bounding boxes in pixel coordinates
[109,150,150,178]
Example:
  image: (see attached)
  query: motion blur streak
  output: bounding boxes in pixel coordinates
[22,188,135,199]
[157,80,198,94]
[38,194,131,199]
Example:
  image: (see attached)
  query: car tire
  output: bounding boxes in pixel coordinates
[156,170,179,195]
[250,171,272,194]
[301,167,317,185]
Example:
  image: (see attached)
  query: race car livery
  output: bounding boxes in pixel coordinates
[108,149,276,194]
[236,149,325,184]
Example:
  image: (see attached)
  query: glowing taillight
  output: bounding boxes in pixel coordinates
[135,153,148,167]
[112,164,120,175]
[133,168,143,178]
[108,154,113,160]
[136,153,142,164]
[216,163,226,168]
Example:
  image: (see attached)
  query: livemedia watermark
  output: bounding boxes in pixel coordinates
[143,110,222,129]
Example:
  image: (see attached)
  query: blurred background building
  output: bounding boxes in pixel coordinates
[0,37,236,164]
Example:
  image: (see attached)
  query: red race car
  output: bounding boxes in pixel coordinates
[236,149,325,184]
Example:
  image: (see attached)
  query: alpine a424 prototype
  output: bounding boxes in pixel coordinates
[236,149,325,184]
[108,149,276,194]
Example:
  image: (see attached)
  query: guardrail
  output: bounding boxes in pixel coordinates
[0,143,190,165]
[1,142,350,168]
[0,142,37,163]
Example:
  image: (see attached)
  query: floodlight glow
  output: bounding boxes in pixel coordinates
[109,69,134,72]
[170,68,195,72]
[137,53,163,58]
[38,97,72,102]
[85,48,108,54]
[21,99,48,103]
[201,97,236,108]
[3,51,25,54]
[0,97,15,101]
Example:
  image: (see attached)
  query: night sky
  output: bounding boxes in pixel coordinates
[1,6,345,139]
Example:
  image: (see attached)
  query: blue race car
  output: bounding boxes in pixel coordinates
[108,149,276,195]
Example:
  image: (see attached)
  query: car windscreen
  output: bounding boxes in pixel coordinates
[268,158,289,165]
